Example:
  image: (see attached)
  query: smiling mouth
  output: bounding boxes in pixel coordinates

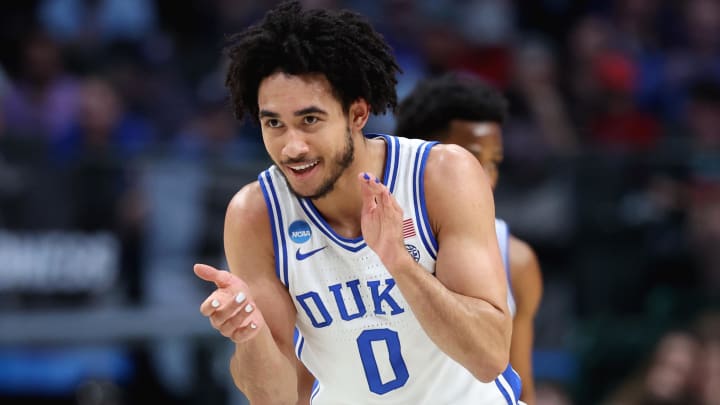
[288,160,319,174]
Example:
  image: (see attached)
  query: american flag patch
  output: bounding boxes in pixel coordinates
[402,218,416,239]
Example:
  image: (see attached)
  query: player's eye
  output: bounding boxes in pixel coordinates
[265,119,283,128]
[303,116,319,125]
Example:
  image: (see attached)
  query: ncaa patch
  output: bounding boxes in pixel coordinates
[405,244,420,262]
[289,220,312,244]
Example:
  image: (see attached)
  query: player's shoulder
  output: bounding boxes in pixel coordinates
[508,235,541,276]
[225,180,270,231]
[424,143,485,186]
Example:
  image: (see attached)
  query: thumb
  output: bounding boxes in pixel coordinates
[193,263,233,288]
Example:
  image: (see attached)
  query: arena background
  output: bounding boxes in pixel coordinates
[0,1,718,404]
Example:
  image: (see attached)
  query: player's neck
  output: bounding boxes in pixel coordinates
[311,135,386,239]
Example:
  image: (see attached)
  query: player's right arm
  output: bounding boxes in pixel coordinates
[508,236,543,405]
[195,181,301,404]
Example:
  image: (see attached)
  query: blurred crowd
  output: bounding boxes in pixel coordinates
[0,0,718,404]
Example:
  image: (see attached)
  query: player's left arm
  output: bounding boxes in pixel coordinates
[508,236,543,405]
[359,144,512,382]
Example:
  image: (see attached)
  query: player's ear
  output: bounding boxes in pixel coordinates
[348,99,370,131]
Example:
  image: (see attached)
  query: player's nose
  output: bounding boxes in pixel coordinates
[282,129,310,159]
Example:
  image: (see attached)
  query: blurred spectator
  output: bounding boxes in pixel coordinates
[51,76,153,303]
[687,182,720,295]
[611,0,667,54]
[566,15,614,123]
[609,0,675,117]
[536,381,573,405]
[677,77,720,295]
[38,0,157,46]
[567,14,663,150]
[52,76,155,163]
[684,77,720,156]
[171,60,265,163]
[604,330,702,405]
[506,37,577,158]
[486,37,578,247]
[0,65,8,134]
[588,50,662,150]
[694,312,720,404]
[662,0,720,121]
[605,313,720,405]
[2,31,80,139]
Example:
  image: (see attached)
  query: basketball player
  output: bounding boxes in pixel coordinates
[395,74,543,405]
[194,2,520,403]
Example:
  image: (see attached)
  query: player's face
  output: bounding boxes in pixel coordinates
[445,120,503,189]
[258,72,354,199]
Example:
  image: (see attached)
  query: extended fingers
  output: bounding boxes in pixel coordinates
[219,303,257,334]
[358,172,378,210]
[359,172,388,197]
[217,301,262,343]
[359,172,402,213]
[200,290,258,338]
[194,263,234,288]
[200,290,247,317]
[230,314,262,343]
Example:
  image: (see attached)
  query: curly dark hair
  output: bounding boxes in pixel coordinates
[395,73,509,140]
[224,0,401,122]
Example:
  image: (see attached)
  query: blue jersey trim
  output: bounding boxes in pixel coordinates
[293,328,306,360]
[502,363,522,400]
[259,171,288,287]
[495,379,514,405]
[389,136,400,193]
[494,364,522,404]
[366,133,400,194]
[310,380,320,403]
[298,198,367,252]
[413,141,439,260]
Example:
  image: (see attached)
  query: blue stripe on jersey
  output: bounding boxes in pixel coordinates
[366,134,400,194]
[294,328,305,360]
[310,381,320,403]
[495,378,514,405]
[413,141,439,260]
[504,364,522,400]
[418,142,439,254]
[494,364,522,404]
[298,198,367,252]
[259,171,288,287]
[390,136,400,192]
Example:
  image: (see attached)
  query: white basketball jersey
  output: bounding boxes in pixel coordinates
[258,134,521,404]
[495,218,517,317]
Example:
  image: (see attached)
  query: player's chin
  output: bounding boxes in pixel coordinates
[290,182,328,199]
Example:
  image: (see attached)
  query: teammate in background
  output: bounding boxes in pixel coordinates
[396,73,543,405]
[193,1,520,404]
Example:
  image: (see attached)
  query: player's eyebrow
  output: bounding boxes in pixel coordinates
[259,106,328,119]
[294,106,327,116]
[259,109,279,118]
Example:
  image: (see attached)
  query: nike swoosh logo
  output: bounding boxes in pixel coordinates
[295,246,327,261]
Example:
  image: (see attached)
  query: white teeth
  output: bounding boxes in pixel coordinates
[290,160,319,171]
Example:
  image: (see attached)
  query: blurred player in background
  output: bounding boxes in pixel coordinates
[396,73,543,404]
